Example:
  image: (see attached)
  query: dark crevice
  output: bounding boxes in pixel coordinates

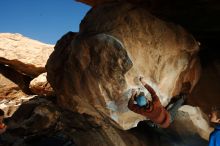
[0,63,34,95]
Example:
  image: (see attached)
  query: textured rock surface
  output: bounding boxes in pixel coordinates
[0,33,54,77]
[0,94,36,117]
[0,73,28,117]
[46,2,201,130]
[3,98,208,146]
[29,73,54,96]
[178,106,213,140]
[8,97,60,134]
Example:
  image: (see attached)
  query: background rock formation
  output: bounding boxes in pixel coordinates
[0,33,54,77]
[0,74,25,100]
[0,63,33,94]
[46,2,201,130]
[29,73,54,96]
[0,33,54,117]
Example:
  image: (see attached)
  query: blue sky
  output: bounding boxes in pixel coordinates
[0,0,90,44]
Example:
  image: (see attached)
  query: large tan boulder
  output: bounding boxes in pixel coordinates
[0,33,54,77]
[46,2,201,130]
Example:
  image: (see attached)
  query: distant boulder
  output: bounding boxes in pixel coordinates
[0,33,54,77]
[30,73,54,96]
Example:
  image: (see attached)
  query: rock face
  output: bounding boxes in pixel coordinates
[0,95,36,117]
[0,33,54,77]
[0,73,35,117]
[8,97,60,134]
[46,2,201,130]
[4,98,208,146]
[178,106,213,140]
[0,33,54,117]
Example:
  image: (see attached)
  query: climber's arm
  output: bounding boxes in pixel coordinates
[139,77,159,102]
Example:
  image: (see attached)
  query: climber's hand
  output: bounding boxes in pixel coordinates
[139,76,144,81]
[139,76,147,85]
